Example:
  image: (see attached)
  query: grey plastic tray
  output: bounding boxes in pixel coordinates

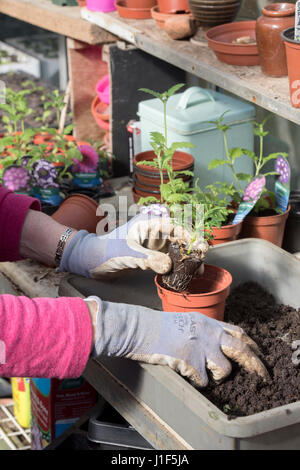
[59,239,300,450]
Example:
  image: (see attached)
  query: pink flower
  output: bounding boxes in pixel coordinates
[72,144,99,173]
[243,176,266,202]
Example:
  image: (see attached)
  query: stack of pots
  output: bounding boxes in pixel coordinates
[151,0,192,32]
[91,74,110,143]
[187,0,242,27]
[132,150,194,203]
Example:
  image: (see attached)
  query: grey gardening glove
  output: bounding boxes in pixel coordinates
[84,296,268,387]
[60,206,208,278]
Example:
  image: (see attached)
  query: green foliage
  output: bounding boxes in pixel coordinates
[208,112,288,213]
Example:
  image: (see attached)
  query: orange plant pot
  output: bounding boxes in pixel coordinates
[52,193,104,233]
[91,95,110,131]
[157,0,189,13]
[239,206,290,247]
[210,220,243,246]
[155,264,232,320]
[282,27,300,108]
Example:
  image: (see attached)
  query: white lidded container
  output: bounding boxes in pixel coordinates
[138,86,255,187]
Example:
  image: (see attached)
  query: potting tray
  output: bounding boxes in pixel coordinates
[59,239,300,450]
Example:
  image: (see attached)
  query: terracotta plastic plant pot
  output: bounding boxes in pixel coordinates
[77,0,87,6]
[134,185,161,200]
[256,3,295,77]
[116,1,153,18]
[157,0,189,13]
[206,21,259,66]
[155,264,232,320]
[91,96,110,130]
[151,5,192,28]
[210,220,243,246]
[52,193,104,233]
[126,0,157,8]
[239,205,290,247]
[86,0,116,12]
[134,150,194,174]
[282,27,300,108]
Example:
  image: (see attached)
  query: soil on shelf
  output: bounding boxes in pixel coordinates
[202,282,300,418]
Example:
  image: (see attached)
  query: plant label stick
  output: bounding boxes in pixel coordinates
[275,156,290,212]
[295,1,300,41]
[232,176,266,225]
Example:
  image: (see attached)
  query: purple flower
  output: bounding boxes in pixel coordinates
[31,159,59,189]
[140,204,170,217]
[72,144,99,173]
[275,156,290,184]
[243,176,266,202]
[2,165,30,192]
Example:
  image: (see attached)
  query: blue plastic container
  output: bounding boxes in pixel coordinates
[138,86,255,187]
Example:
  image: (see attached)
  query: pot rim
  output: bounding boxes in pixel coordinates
[281,27,300,45]
[262,3,295,18]
[155,264,232,298]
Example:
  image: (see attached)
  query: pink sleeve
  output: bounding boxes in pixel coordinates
[0,186,41,262]
[0,295,92,378]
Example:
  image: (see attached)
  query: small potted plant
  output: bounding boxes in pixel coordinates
[137,84,233,320]
[207,113,290,247]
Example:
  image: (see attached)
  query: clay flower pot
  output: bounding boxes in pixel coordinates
[52,193,104,233]
[127,0,157,8]
[157,0,189,13]
[116,1,154,18]
[91,95,110,131]
[239,206,290,247]
[256,3,295,77]
[210,220,243,246]
[151,6,192,28]
[282,27,300,108]
[155,264,232,320]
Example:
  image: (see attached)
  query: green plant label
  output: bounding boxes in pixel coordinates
[275,156,290,212]
[73,172,102,188]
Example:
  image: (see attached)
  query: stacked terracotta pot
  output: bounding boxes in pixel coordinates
[187,0,242,27]
[132,150,194,203]
[151,0,193,34]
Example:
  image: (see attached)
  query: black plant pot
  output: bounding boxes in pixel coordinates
[282,191,300,253]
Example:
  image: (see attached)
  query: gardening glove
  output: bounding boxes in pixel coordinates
[85,296,268,387]
[59,205,208,278]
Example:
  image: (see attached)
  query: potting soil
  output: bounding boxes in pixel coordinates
[202,282,300,417]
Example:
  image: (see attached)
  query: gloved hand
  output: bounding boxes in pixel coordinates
[60,206,208,278]
[84,296,268,387]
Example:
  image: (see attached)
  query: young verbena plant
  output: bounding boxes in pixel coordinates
[137,84,195,203]
[208,112,288,215]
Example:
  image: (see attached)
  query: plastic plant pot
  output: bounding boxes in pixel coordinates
[281,27,300,108]
[155,264,232,320]
[86,0,116,12]
[52,193,104,233]
[134,150,194,174]
[210,220,243,246]
[157,0,189,13]
[96,75,110,105]
[126,0,157,8]
[91,96,110,131]
[283,192,300,253]
[239,205,290,247]
[116,1,154,18]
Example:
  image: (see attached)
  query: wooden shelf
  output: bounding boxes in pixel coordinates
[0,0,116,44]
[81,8,300,126]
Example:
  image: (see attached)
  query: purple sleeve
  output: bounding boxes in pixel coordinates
[0,295,92,378]
[0,186,41,262]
